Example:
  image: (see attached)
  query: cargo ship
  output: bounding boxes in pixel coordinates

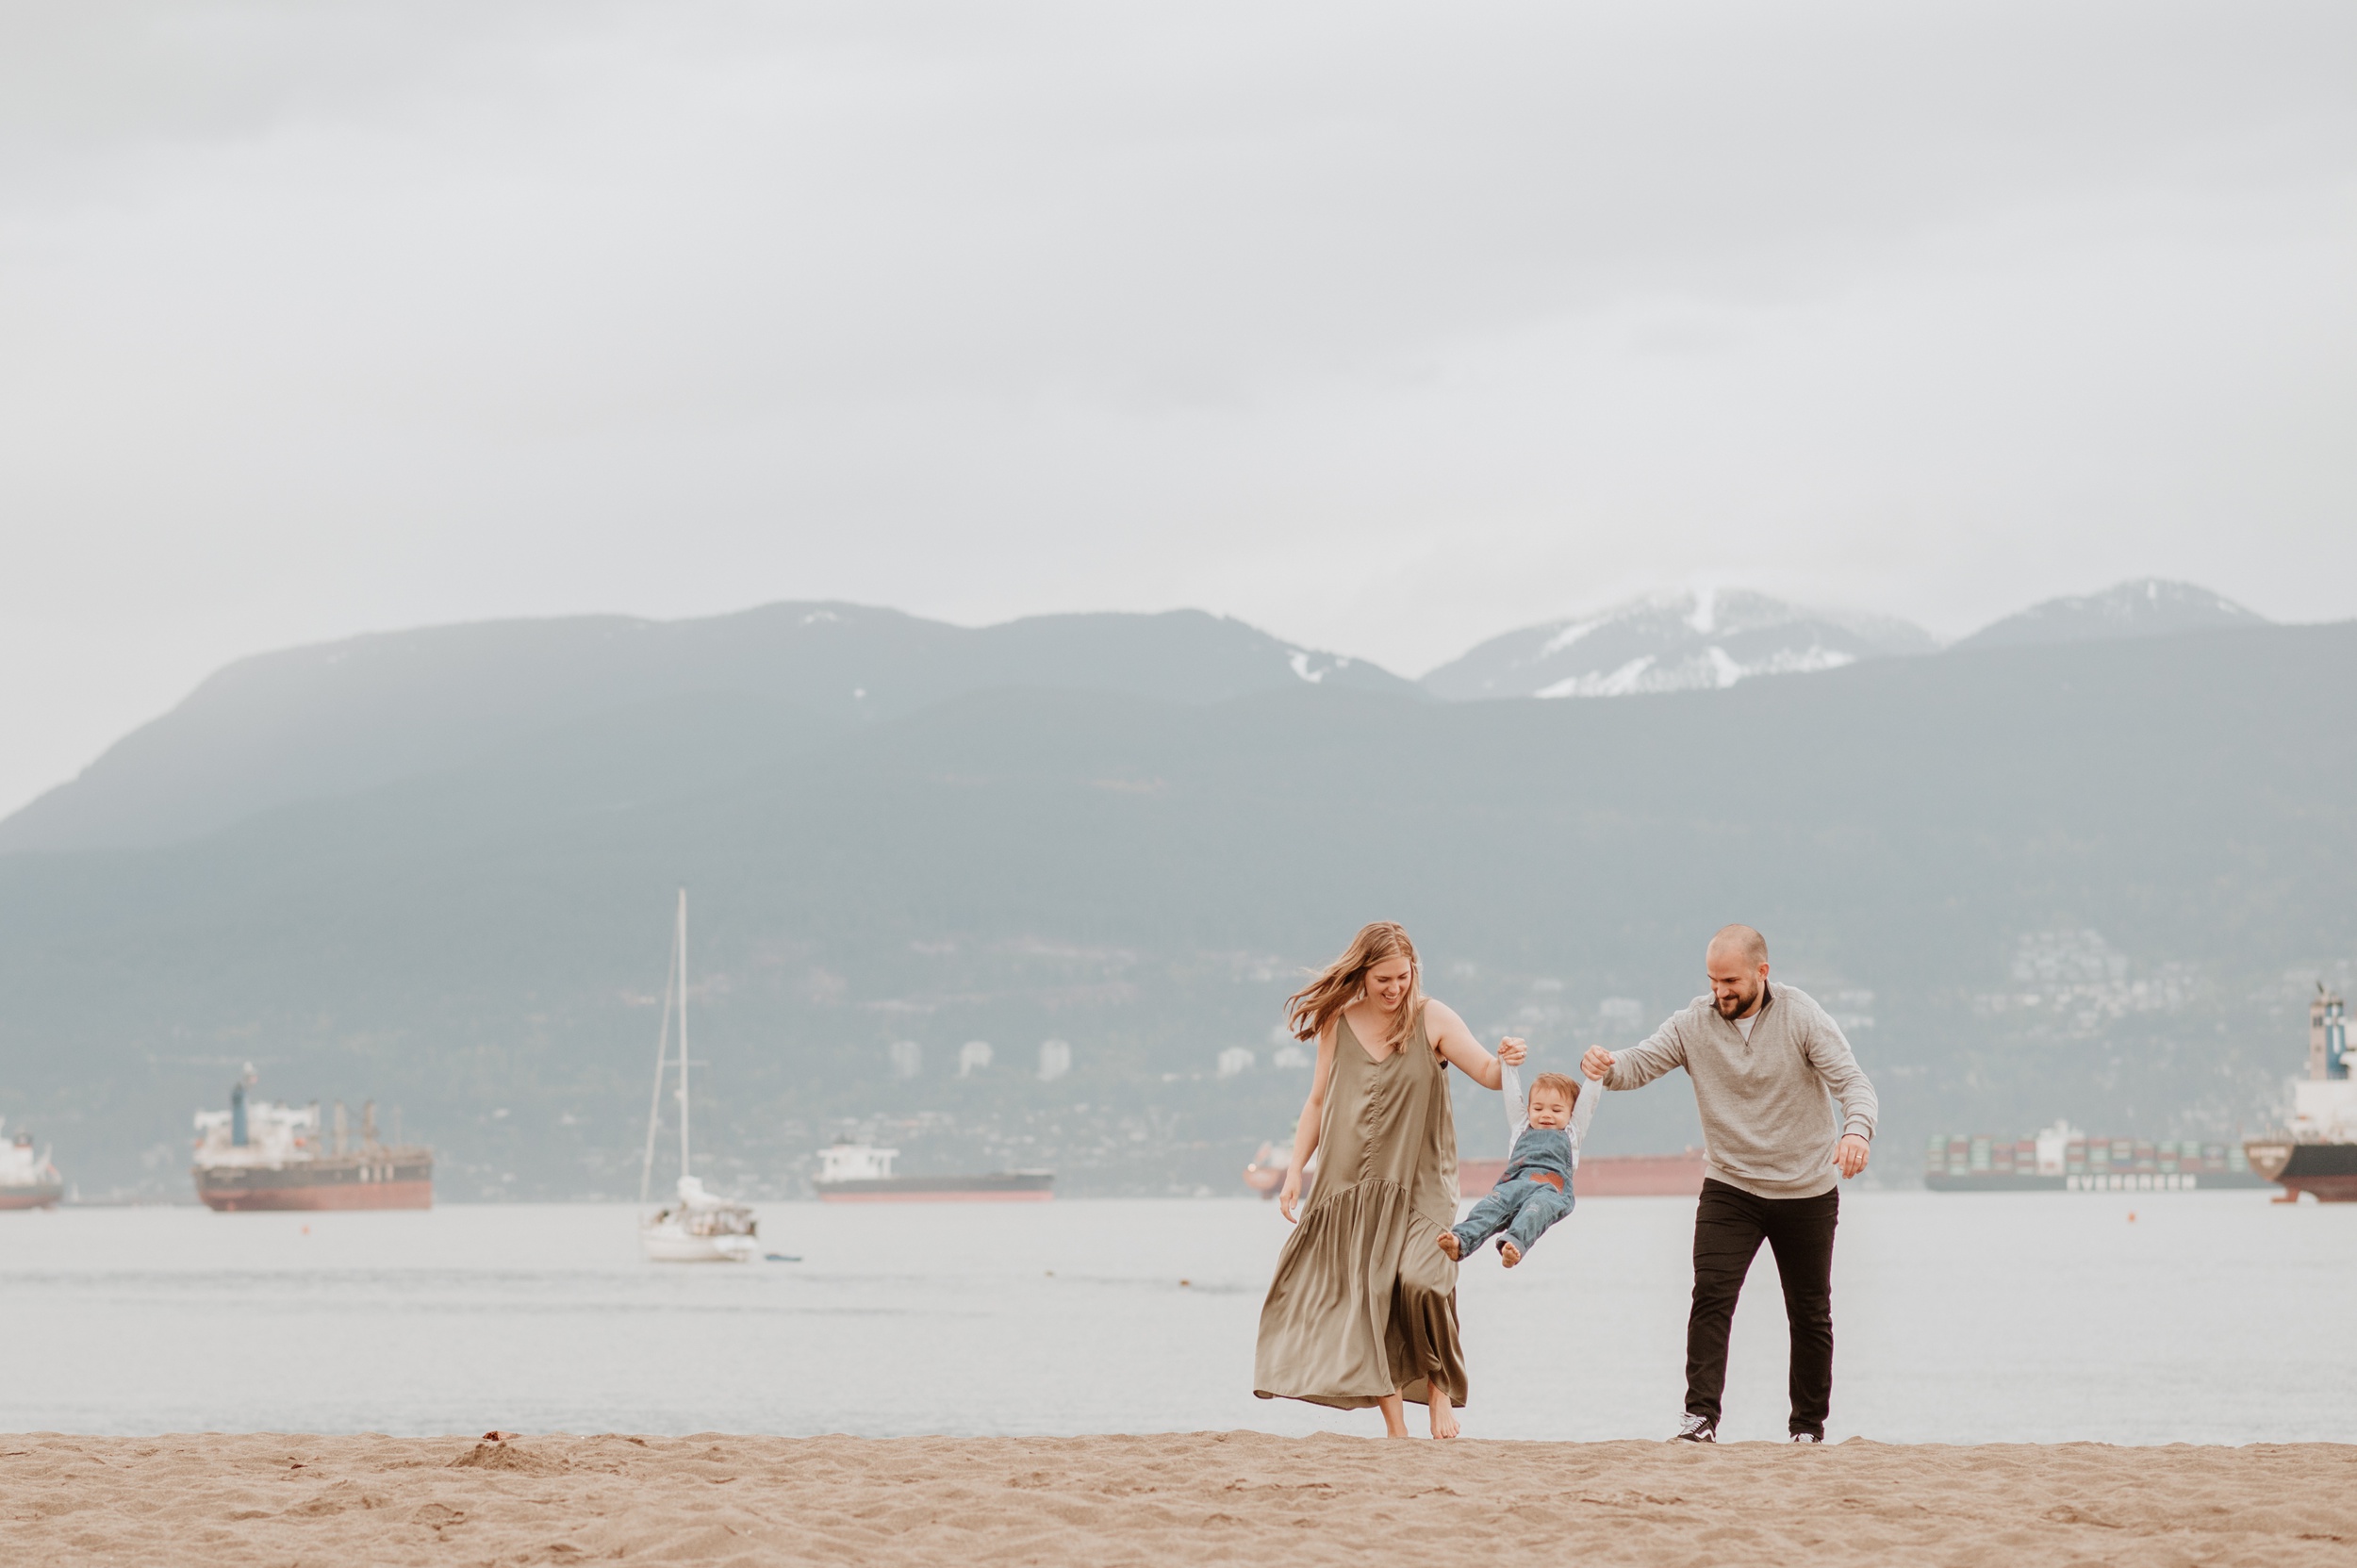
[192,1073,433,1211]
[813,1141,1053,1201]
[1248,1113,1707,1200]
[2243,985,2357,1202]
[1459,1149,1707,1198]
[1924,1122,2269,1192]
[0,1120,63,1210]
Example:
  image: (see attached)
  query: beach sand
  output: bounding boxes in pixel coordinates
[6,1430,2352,1565]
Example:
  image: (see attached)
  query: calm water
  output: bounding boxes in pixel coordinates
[2,1192,2349,1444]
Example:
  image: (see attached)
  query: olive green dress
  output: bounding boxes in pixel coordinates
[1253,1005,1468,1410]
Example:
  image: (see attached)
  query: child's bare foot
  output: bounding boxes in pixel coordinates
[1436,1230,1461,1262]
[1428,1392,1460,1439]
[1500,1240,1523,1268]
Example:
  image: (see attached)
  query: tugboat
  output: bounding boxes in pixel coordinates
[0,1120,63,1210]
[2245,985,2357,1203]
[192,1070,432,1210]
[637,890,760,1261]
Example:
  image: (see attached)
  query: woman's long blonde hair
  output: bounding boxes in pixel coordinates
[1285,921,1423,1050]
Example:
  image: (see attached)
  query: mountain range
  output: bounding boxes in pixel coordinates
[0,605,1411,855]
[0,578,2341,1202]
[0,578,2268,856]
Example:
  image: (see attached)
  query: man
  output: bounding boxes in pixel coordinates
[1582,924,1876,1444]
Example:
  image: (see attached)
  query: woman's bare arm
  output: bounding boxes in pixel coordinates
[1425,999,1524,1089]
[1278,1022,1337,1223]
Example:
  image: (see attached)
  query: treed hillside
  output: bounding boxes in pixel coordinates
[0,616,2350,1200]
[0,602,1413,854]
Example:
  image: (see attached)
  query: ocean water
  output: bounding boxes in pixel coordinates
[2,1192,2349,1444]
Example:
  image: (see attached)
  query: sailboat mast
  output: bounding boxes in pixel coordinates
[677,888,691,1180]
[637,910,679,1207]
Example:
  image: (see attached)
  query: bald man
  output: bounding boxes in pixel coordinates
[1582,925,1877,1444]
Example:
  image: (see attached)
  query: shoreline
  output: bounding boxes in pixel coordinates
[8,1431,2353,1565]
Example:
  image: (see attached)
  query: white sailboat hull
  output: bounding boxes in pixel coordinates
[639,1222,760,1263]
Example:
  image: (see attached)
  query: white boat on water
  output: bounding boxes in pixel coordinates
[641,1173,759,1263]
[0,1119,63,1210]
[637,890,761,1263]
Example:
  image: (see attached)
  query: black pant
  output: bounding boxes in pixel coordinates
[1686,1178,1838,1438]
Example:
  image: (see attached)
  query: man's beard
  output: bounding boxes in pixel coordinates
[1715,985,1757,1018]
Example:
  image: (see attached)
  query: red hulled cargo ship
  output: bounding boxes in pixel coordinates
[192,1073,433,1212]
[1458,1149,1706,1198]
[812,1142,1052,1201]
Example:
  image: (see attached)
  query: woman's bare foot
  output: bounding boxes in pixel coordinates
[1428,1389,1460,1440]
[1377,1393,1410,1439]
[1436,1231,1461,1262]
[1500,1240,1523,1268]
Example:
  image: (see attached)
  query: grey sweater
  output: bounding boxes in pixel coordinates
[1607,982,1878,1199]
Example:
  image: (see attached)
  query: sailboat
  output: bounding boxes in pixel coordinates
[637,889,761,1263]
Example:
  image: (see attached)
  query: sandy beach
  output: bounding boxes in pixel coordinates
[6,1431,2352,1566]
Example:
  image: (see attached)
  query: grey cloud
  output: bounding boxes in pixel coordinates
[0,1,2351,813]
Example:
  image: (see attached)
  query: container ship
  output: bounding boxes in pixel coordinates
[813,1141,1052,1201]
[192,1074,433,1211]
[2243,985,2357,1202]
[0,1120,63,1210]
[1924,1122,2269,1192]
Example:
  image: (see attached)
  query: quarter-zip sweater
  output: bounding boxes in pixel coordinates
[1606,982,1878,1199]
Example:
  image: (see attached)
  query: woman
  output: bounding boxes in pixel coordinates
[1253,921,1524,1438]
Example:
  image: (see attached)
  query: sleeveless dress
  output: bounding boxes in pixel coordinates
[1253,1005,1468,1410]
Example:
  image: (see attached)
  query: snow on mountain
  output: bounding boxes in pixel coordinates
[1420,589,1936,701]
[1952,579,2266,651]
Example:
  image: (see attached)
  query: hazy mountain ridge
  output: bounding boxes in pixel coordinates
[0,578,2287,857]
[0,619,2349,1199]
[0,603,1414,855]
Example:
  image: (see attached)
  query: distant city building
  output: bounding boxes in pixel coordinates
[1217,1047,1255,1079]
[889,1040,923,1080]
[958,1040,994,1076]
[1272,1044,1310,1069]
[1037,1039,1072,1081]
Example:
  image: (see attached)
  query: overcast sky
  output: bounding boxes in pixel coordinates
[3,0,2352,816]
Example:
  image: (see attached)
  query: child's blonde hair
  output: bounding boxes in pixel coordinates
[1528,1072,1580,1110]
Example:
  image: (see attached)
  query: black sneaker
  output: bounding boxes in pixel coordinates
[1673,1414,1717,1443]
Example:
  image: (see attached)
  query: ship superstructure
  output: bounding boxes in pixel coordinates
[191,1071,432,1211]
[2244,985,2357,1202]
[0,1119,63,1210]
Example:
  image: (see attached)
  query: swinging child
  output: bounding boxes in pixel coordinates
[1438,1067,1593,1267]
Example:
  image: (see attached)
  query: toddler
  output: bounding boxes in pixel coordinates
[1438,1071,1580,1267]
